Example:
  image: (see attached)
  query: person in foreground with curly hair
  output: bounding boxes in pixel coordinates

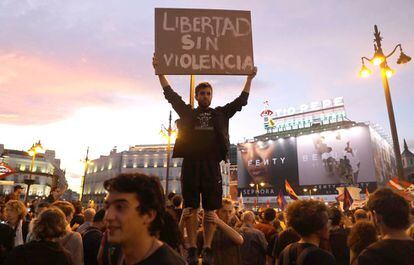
[278,200,335,265]
[103,173,185,265]
[4,207,73,265]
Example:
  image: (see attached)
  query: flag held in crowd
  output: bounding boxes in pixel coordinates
[277,189,287,210]
[343,186,354,211]
[285,180,299,200]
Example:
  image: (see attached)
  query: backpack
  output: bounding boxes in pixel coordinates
[282,243,320,265]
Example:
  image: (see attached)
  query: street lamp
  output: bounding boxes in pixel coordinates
[359,25,411,180]
[250,181,265,209]
[26,141,44,202]
[80,147,93,202]
[160,111,177,195]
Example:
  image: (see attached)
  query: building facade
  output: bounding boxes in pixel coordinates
[402,139,414,182]
[0,144,66,199]
[82,144,231,207]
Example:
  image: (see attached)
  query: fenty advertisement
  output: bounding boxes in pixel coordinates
[237,138,299,194]
[297,126,376,185]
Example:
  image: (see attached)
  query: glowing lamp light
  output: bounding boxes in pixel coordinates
[384,66,395,78]
[359,64,372,78]
[372,50,385,66]
[260,182,265,187]
[372,56,384,66]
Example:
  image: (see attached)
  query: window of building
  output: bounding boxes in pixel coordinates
[126,159,133,168]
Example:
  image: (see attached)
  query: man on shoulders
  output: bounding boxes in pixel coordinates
[153,55,257,265]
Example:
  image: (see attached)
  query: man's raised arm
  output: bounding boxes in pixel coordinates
[242,66,257,94]
[218,66,258,119]
[153,55,170,88]
[153,55,190,117]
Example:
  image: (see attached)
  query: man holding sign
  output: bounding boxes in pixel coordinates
[153,56,256,264]
[154,8,256,264]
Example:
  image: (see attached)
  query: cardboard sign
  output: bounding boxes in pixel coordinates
[155,8,254,75]
[0,162,14,179]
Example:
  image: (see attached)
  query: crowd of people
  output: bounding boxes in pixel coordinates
[1,173,414,265]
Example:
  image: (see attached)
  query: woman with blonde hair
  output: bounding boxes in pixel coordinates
[5,199,29,246]
[4,207,73,264]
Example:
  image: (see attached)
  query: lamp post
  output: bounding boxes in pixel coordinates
[160,111,177,195]
[250,181,265,210]
[26,141,44,202]
[359,25,411,180]
[80,147,92,202]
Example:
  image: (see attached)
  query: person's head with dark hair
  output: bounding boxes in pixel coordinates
[347,221,378,262]
[32,207,68,240]
[286,200,330,241]
[262,208,276,223]
[171,195,182,209]
[354,209,368,222]
[103,173,166,244]
[195,82,213,108]
[13,185,23,194]
[35,201,50,217]
[367,188,410,235]
[217,198,234,224]
[93,209,106,231]
[71,201,83,215]
[329,207,343,226]
[167,192,176,202]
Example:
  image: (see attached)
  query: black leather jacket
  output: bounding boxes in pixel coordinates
[163,85,249,161]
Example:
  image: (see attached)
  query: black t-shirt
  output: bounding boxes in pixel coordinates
[278,242,335,265]
[357,239,414,265]
[4,240,72,265]
[329,227,350,265]
[83,227,103,265]
[132,244,185,265]
[192,108,218,157]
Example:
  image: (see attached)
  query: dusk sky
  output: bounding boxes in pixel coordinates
[1,0,413,192]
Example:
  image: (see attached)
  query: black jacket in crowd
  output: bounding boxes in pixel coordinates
[163,85,249,161]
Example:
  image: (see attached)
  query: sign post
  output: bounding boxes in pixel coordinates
[0,162,15,179]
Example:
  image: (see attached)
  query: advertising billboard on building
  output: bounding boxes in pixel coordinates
[237,138,299,196]
[237,125,383,197]
[297,126,376,185]
[369,127,396,185]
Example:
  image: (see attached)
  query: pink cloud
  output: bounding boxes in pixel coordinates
[0,51,153,125]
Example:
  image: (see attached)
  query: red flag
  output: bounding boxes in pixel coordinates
[365,187,370,198]
[277,189,287,210]
[285,180,299,200]
[343,187,353,211]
